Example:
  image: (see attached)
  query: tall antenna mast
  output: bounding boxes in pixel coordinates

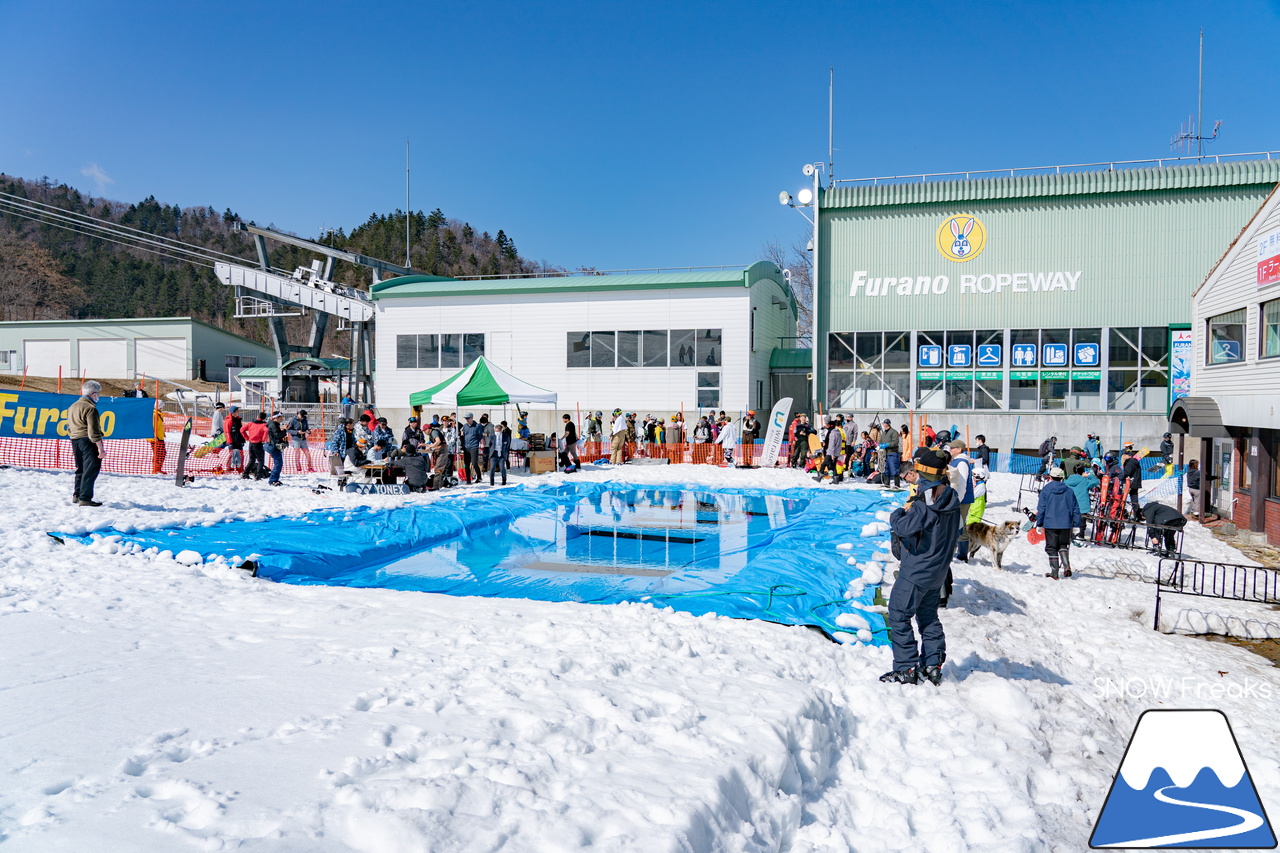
[1197,29,1204,159]
[828,67,834,184]
[405,139,411,267]
[1170,29,1220,158]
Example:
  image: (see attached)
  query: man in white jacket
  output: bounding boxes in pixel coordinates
[714,416,739,466]
[609,408,627,464]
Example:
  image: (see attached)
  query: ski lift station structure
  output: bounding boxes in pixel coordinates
[216,223,441,406]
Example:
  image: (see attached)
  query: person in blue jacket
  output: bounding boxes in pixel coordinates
[1084,433,1102,466]
[1035,467,1083,579]
[1065,468,1099,517]
[881,447,962,686]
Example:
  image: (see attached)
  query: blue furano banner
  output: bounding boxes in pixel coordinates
[0,390,157,440]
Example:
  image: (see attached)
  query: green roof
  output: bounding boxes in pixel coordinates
[371,261,793,309]
[822,159,1280,210]
[769,347,812,370]
[236,357,351,379]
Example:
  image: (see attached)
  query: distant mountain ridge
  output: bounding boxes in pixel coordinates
[0,173,561,346]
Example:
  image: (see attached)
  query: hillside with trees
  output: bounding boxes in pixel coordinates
[0,174,561,347]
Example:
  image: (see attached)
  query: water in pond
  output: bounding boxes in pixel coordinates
[53,482,899,642]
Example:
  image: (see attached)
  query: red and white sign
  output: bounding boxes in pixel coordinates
[1256,228,1280,287]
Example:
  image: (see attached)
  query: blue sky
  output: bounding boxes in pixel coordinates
[3,0,1279,271]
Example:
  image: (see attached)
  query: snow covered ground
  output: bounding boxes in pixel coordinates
[1,463,1278,852]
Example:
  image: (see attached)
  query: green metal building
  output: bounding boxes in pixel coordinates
[813,156,1280,452]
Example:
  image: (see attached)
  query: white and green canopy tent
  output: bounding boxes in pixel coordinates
[408,357,557,407]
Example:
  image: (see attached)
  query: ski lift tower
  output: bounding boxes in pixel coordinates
[215,223,421,406]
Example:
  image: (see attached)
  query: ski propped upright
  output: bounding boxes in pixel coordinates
[174,417,193,486]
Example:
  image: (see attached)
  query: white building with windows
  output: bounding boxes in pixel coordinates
[0,317,273,383]
[1171,183,1280,546]
[369,262,797,431]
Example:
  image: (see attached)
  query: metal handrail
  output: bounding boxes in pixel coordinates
[831,151,1280,187]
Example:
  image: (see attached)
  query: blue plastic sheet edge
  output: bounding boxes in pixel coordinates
[51,482,902,643]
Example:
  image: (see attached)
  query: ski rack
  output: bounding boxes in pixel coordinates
[1014,473,1043,513]
[1081,513,1185,554]
[1154,557,1280,632]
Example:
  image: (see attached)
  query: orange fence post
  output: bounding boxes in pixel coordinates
[19,366,27,390]
[57,365,62,395]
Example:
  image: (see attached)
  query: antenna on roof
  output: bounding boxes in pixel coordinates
[828,66,834,186]
[405,138,411,266]
[1170,29,1221,159]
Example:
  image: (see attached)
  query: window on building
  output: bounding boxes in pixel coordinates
[830,331,909,409]
[567,332,591,368]
[1106,327,1166,410]
[917,372,944,410]
[440,334,462,369]
[396,335,416,369]
[696,329,722,366]
[617,331,640,367]
[1069,373,1101,410]
[670,329,695,367]
[643,330,668,367]
[462,334,484,366]
[829,333,855,368]
[1262,298,1280,359]
[749,310,755,352]
[1040,372,1067,410]
[945,375,973,409]
[697,371,720,408]
[1010,375,1038,410]
[975,372,1003,409]
[1208,309,1246,364]
[396,334,440,369]
[591,332,615,368]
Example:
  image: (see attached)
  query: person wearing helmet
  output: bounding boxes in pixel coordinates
[1159,432,1175,470]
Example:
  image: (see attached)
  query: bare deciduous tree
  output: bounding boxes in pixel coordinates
[760,237,813,344]
[0,233,85,321]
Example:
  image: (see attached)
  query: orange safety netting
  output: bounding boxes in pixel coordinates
[0,435,796,480]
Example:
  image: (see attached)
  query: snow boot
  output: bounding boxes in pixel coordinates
[879,667,919,685]
[1061,551,1072,578]
[922,665,943,686]
[955,541,969,563]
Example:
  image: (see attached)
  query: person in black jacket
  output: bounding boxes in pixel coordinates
[1186,459,1202,518]
[1121,449,1145,520]
[1142,501,1186,556]
[790,416,815,468]
[561,414,581,472]
[971,434,991,469]
[399,442,430,492]
[266,412,287,485]
[881,447,963,686]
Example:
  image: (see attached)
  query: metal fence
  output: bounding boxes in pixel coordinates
[1154,557,1280,632]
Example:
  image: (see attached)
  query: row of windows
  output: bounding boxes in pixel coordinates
[829,327,1171,411]
[1208,297,1280,363]
[567,329,722,369]
[396,334,486,369]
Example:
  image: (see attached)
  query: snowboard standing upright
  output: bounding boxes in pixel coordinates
[174,417,193,486]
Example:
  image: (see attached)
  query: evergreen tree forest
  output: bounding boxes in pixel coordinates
[0,174,561,348]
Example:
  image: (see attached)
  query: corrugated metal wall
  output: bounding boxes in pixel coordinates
[819,184,1275,331]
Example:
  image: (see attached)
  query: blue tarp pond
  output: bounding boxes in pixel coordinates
[54,482,901,642]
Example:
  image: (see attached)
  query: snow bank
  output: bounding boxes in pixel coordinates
[0,463,1277,852]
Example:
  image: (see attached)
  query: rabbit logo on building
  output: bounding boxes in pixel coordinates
[936,215,987,262]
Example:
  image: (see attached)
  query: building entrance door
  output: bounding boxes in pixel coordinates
[1210,438,1232,516]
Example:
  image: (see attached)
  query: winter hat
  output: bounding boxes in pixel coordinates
[911,447,950,483]
[883,419,892,426]
[270,412,283,420]
[1049,467,1065,479]
[215,402,226,409]
[408,416,419,422]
